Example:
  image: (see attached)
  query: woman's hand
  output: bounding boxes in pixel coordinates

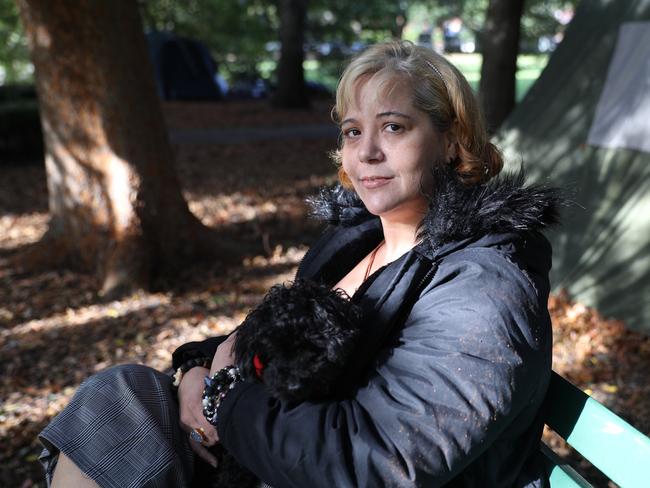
[210,331,237,376]
[177,332,238,467]
[177,366,219,467]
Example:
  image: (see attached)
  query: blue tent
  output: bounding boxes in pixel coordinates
[145,31,223,101]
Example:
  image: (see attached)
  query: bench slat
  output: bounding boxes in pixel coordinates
[545,372,650,487]
[540,443,592,488]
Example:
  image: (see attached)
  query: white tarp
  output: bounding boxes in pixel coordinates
[587,22,650,153]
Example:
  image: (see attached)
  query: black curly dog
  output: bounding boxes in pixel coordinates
[198,279,363,488]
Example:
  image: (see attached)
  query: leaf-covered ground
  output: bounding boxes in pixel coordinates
[1,100,648,488]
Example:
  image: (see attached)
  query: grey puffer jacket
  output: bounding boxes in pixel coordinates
[173,171,561,487]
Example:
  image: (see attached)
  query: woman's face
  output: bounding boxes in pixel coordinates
[340,76,453,223]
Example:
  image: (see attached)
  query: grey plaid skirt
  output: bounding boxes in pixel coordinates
[39,364,196,488]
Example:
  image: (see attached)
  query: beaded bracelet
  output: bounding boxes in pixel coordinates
[172,356,212,388]
[202,365,242,427]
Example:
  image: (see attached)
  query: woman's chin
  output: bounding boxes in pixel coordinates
[359,198,392,217]
[361,197,428,223]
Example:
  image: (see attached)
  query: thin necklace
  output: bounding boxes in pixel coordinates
[364,240,385,281]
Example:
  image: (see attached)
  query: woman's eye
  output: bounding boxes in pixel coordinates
[385,123,402,133]
[343,128,361,138]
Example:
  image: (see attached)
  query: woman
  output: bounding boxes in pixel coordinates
[40,41,559,487]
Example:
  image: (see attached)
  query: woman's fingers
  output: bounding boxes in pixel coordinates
[192,411,220,445]
[178,366,221,446]
[189,440,218,468]
[179,403,219,446]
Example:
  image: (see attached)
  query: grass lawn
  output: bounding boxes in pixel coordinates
[445,53,549,101]
[301,53,550,103]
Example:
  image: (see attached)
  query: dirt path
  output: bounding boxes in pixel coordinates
[169,123,338,145]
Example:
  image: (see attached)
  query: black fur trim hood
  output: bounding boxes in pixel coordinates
[307,168,562,251]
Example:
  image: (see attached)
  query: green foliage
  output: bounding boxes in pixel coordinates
[522,0,576,40]
[138,0,278,81]
[0,0,579,88]
[308,0,407,44]
[303,1,409,87]
[138,0,410,83]
[446,52,548,100]
[404,0,579,51]
[0,0,31,84]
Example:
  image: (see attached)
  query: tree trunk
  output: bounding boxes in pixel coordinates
[16,0,228,298]
[478,0,525,133]
[392,11,407,40]
[272,0,309,109]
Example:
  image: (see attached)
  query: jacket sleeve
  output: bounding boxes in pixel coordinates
[171,336,229,370]
[217,247,552,487]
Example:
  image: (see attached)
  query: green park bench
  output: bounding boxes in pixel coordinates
[542,371,650,487]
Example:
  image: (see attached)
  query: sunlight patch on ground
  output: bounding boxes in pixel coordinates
[186,192,282,226]
[0,293,170,341]
[0,213,48,250]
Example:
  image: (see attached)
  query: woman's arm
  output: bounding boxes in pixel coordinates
[215,247,552,487]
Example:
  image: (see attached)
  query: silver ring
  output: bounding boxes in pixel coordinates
[189,427,207,443]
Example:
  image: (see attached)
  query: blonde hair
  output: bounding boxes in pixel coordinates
[332,40,503,188]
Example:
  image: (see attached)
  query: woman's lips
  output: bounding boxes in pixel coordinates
[359,176,393,189]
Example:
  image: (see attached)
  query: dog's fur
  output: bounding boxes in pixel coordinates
[202,279,363,488]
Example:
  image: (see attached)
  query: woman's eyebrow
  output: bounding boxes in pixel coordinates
[341,112,412,125]
[377,111,412,120]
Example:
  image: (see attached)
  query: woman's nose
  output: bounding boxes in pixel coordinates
[358,134,384,163]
